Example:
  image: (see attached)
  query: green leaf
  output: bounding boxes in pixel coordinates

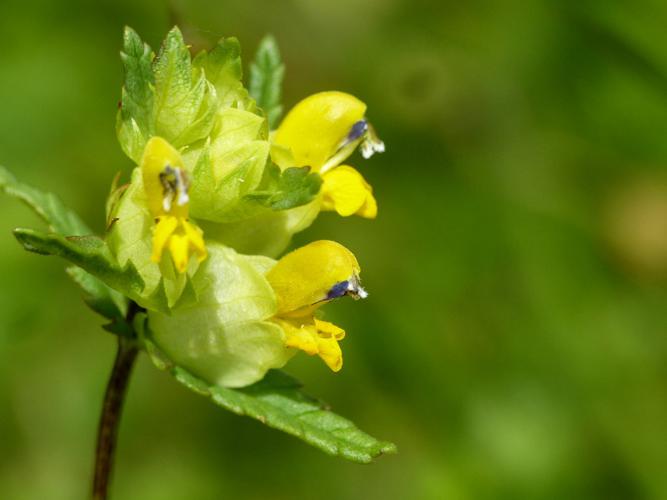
[144,339,397,463]
[247,165,322,211]
[117,26,220,160]
[249,35,285,129]
[120,27,154,132]
[0,165,91,235]
[193,37,255,111]
[153,27,217,148]
[13,226,191,315]
[117,26,155,162]
[66,266,128,320]
[0,166,131,321]
[186,108,271,223]
[11,228,173,313]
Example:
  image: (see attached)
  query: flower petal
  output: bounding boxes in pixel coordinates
[315,318,346,342]
[276,317,345,372]
[168,232,190,273]
[358,191,378,219]
[182,220,208,263]
[278,319,320,355]
[321,165,377,218]
[315,334,344,372]
[151,215,179,264]
[151,216,207,273]
[267,240,361,315]
[274,91,366,171]
[140,137,188,218]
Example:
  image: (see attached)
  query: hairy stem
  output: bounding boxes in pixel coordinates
[92,332,139,500]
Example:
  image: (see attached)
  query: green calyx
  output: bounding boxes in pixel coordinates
[148,243,293,388]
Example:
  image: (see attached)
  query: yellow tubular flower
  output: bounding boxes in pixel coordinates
[267,240,367,372]
[273,91,384,219]
[140,137,207,273]
[274,91,367,170]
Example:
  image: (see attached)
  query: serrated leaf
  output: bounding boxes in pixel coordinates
[0,165,91,235]
[144,339,396,463]
[117,27,155,162]
[246,165,322,211]
[190,144,270,221]
[193,37,255,111]
[20,227,186,315]
[186,108,272,223]
[152,27,217,148]
[14,229,142,292]
[11,228,172,314]
[120,27,154,131]
[117,26,218,160]
[0,166,131,322]
[249,35,285,129]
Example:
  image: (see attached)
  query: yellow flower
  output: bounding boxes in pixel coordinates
[140,137,207,273]
[267,240,367,371]
[273,91,384,219]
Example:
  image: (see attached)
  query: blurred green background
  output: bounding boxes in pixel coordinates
[1,0,667,499]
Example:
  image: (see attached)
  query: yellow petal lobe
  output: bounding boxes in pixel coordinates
[168,233,190,273]
[279,320,319,355]
[151,215,179,263]
[276,317,345,372]
[183,220,207,262]
[267,240,361,315]
[151,216,207,273]
[274,91,366,171]
[140,137,188,218]
[321,165,377,218]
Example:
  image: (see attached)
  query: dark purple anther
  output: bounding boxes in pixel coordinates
[346,119,368,143]
[327,281,350,300]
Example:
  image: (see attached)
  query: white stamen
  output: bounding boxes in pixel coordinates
[160,165,190,211]
[360,122,385,159]
[177,190,189,206]
[322,120,386,169]
[348,276,368,300]
[361,141,373,159]
[174,168,190,206]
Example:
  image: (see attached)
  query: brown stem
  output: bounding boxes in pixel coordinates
[92,334,139,500]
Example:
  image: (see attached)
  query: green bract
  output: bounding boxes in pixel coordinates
[148,244,294,388]
[185,108,270,222]
[249,35,285,129]
[203,198,321,257]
